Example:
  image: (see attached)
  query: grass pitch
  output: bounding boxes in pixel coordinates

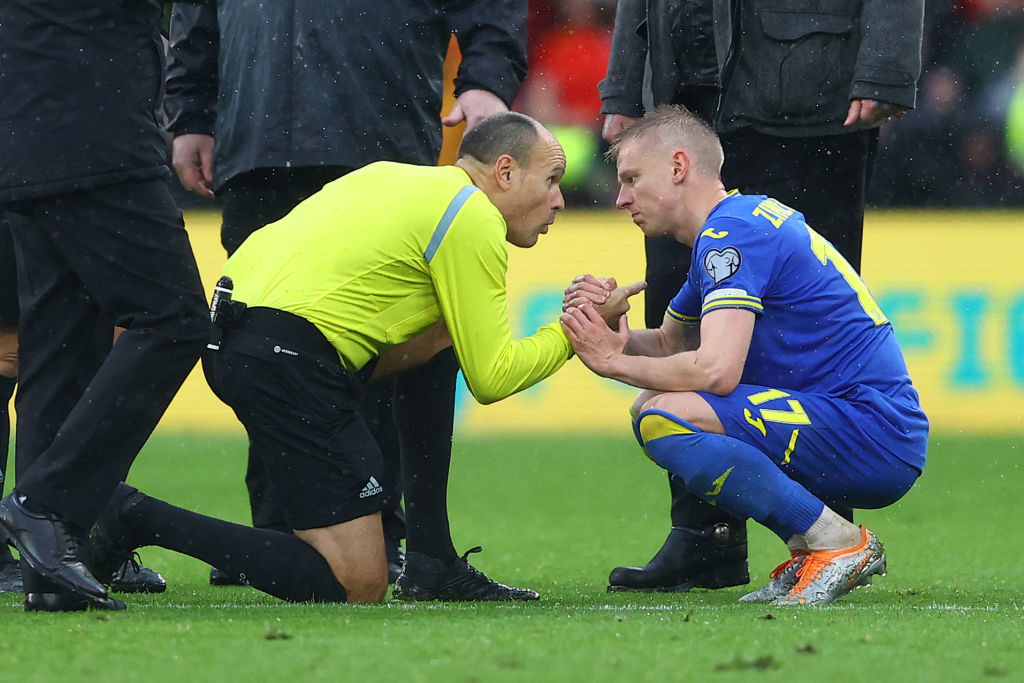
[2,432,1022,682]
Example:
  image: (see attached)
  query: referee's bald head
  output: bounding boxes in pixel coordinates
[457,112,544,168]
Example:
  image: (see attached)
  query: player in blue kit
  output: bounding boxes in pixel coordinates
[561,106,928,606]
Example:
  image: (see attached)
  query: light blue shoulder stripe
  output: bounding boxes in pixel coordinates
[425,185,480,263]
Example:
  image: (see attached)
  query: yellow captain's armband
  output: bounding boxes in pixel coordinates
[666,307,699,326]
[752,198,795,228]
[807,227,888,326]
[699,228,729,240]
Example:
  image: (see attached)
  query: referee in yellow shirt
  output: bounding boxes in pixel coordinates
[91,112,641,604]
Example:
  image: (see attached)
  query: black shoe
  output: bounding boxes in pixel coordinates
[608,524,750,592]
[109,554,166,594]
[393,546,540,602]
[386,538,405,585]
[25,591,126,612]
[209,566,249,586]
[1,559,23,593]
[0,493,108,600]
[89,484,146,590]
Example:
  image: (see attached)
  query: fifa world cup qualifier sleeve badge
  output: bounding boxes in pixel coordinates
[704,247,742,284]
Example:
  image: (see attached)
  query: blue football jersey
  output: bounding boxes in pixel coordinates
[668,192,912,396]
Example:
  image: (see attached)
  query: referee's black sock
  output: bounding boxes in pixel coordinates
[395,347,458,562]
[118,490,347,603]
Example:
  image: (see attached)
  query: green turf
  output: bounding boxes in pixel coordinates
[2,433,1023,682]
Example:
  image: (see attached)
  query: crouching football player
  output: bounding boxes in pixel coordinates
[561,106,928,606]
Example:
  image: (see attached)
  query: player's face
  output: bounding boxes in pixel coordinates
[503,135,567,248]
[614,138,681,238]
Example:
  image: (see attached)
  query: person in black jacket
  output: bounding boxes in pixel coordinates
[0,0,211,612]
[597,0,922,593]
[165,0,535,600]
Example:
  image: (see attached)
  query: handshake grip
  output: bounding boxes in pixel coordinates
[563,276,647,331]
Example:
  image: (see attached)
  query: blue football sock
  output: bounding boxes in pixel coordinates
[635,409,824,540]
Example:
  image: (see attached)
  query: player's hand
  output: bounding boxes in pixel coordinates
[597,280,647,330]
[602,114,638,144]
[172,134,215,199]
[560,304,629,376]
[443,89,508,132]
[844,99,908,126]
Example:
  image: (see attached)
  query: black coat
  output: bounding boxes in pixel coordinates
[0,0,172,203]
[713,0,924,136]
[599,0,718,117]
[600,0,923,137]
[165,0,528,190]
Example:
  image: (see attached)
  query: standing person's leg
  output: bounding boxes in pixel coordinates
[0,218,19,502]
[360,376,407,580]
[393,348,458,564]
[0,179,209,607]
[391,347,540,602]
[606,204,749,592]
[0,343,18,592]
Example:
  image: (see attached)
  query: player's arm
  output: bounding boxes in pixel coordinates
[561,305,753,395]
[619,275,703,357]
[621,313,699,358]
[429,198,572,405]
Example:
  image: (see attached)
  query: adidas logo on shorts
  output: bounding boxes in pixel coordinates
[359,476,383,499]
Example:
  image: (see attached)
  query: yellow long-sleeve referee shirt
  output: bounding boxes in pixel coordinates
[222,161,572,404]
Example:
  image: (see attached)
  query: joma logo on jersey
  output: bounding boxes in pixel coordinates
[704,247,741,284]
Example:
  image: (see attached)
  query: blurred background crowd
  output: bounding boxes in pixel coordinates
[519,0,1024,208]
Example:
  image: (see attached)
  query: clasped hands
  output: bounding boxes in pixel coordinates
[559,274,646,373]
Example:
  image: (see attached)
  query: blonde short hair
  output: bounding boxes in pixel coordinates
[608,105,724,177]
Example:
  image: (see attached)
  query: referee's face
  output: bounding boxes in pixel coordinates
[503,134,567,248]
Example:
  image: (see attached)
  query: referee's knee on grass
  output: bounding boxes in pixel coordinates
[341,566,388,604]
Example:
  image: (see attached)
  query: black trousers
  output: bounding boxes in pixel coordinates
[1,220,17,495]
[0,218,17,326]
[3,178,209,526]
[644,126,878,529]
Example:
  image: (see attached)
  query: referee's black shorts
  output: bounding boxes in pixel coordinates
[202,307,384,530]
